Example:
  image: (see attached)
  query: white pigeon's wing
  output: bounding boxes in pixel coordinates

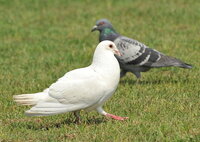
[25,67,109,116]
[50,67,110,108]
[114,36,162,66]
[58,66,96,81]
[49,77,106,106]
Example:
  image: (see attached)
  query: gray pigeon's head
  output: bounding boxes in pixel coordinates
[91,19,113,32]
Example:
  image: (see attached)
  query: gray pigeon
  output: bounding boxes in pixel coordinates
[91,19,192,78]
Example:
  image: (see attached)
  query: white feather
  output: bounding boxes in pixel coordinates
[13,41,120,117]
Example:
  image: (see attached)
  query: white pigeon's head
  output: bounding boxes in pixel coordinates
[97,40,121,56]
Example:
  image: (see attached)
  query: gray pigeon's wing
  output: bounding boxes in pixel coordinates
[114,36,192,68]
[114,36,161,67]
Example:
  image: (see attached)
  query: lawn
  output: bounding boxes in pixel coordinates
[0,0,200,141]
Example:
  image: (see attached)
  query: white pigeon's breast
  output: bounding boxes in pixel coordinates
[84,84,118,112]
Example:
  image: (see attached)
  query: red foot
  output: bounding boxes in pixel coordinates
[106,113,128,121]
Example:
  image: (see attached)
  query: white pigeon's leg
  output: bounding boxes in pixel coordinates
[96,107,128,121]
[74,111,81,124]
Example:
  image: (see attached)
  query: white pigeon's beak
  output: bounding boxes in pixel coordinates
[91,25,98,32]
[114,50,122,56]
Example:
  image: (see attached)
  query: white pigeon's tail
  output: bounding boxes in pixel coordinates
[14,88,82,116]
[13,89,49,106]
[24,103,74,116]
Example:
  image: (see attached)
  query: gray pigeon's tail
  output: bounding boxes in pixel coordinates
[178,62,192,69]
[150,54,192,69]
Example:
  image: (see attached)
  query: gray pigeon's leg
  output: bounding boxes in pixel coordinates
[120,69,128,78]
[131,71,141,79]
[129,66,150,79]
[74,111,81,124]
[132,71,142,83]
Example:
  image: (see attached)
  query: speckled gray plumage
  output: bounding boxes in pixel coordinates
[92,19,192,78]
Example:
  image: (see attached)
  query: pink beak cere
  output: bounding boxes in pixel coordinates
[115,50,122,56]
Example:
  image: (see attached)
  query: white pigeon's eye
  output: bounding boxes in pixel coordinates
[109,44,113,48]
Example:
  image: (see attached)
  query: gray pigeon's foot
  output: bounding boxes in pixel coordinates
[136,78,142,84]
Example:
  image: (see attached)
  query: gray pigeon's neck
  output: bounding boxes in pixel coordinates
[100,28,119,42]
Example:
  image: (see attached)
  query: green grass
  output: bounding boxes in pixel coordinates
[0,0,200,141]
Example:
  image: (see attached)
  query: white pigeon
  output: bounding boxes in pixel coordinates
[14,40,128,123]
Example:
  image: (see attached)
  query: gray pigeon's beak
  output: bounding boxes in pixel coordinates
[91,25,98,32]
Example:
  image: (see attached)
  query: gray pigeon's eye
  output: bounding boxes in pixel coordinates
[99,21,105,25]
[109,44,113,48]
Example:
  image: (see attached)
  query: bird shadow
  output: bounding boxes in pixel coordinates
[120,78,179,85]
[15,117,107,131]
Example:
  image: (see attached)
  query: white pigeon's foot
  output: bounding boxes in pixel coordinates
[105,113,128,120]
[74,111,81,124]
[96,107,128,121]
